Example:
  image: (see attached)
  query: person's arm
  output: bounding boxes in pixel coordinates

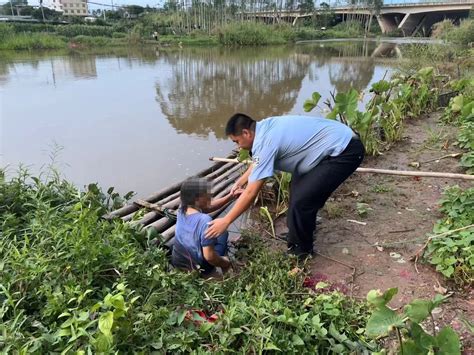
[202,246,231,270]
[204,187,245,213]
[203,193,234,213]
[205,179,265,238]
[231,164,253,194]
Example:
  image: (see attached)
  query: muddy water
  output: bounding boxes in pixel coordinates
[1,40,406,197]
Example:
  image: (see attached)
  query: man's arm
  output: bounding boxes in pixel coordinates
[205,179,265,238]
[231,164,253,193]
[202,246,231,270]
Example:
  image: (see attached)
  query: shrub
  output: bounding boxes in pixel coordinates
[56,24,115,38]
[294,28,327,41]
[217,22,287,45]
[432,18,474,46]
[112,31,126,38]
[0,169,377,353]
[425,186,474,285]
[0,33,66,50]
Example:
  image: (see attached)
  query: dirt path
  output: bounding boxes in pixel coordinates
[265,111,473,351]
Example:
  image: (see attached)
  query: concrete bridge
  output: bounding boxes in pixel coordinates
[246,0,474,36]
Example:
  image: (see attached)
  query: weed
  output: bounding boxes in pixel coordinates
[304,67,441,155]
[356,202,372,218]
[365,288,460,354]
[425,186,474,285]
[323,201,344,219]
[423,127,448,150]
[370,184,393,194]
[0,168,379,352]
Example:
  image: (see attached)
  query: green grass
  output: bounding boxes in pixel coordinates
[0,168,377,353]
[70,35,128,47]
[0,33,66,50]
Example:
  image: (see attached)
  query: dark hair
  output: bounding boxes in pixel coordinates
[225,113,256,136]
[180,177,211,213]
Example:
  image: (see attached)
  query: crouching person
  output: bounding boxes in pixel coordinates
[172,177,240,276]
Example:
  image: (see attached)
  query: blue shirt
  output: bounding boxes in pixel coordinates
[172,210,215,272]
[249,115,353,182]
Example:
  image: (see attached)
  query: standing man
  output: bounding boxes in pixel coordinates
[206,113,364,258]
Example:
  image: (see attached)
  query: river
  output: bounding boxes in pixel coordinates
[0,39,417,197]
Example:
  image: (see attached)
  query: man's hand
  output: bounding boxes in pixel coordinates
[205,218,230,239]
[230,182,243,195]
[231,187,244,198]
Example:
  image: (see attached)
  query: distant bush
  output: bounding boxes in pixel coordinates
[56,24,115,38]
[294,28,327,41]
[112,32,126,38]
[432,19,474,46]
[70,35,125,47]
[8,23,57,34]
[0,23,14,41]
[217,22,287,45]
[0,32,66,50]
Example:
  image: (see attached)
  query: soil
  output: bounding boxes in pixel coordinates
[245,111,473,352]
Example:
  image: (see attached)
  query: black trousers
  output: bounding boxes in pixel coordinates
[287,137,365,253]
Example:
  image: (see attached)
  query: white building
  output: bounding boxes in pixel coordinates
[43,0,89,16]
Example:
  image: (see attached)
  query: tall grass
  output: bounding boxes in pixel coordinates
[0,168,374,353]
[217,22,291,45]
[432,19,474,46]
[0,32,66,50]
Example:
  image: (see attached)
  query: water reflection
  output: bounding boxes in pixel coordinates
[155,47,311,139]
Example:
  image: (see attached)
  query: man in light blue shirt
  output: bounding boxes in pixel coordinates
[206,113,365,258]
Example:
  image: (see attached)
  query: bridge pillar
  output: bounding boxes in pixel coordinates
[376,14,399,34]
[398,13,426,36]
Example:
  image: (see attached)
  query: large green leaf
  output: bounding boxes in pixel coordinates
[371,80,391,94]
[366,306,404,337]
[409,322,434,350]
[367,288,398,307]
[435,327,460,355]
[303,92,321,112]
[334,89,358,119]
[98,311,114,336]
[404,299,433,323]
[400,339,427,355]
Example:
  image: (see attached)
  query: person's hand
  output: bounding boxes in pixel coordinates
[231,187,244,199]
[230,182,242,196]
[206,218,229,239]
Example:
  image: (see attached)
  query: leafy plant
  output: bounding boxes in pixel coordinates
[365,288,460,354]
[0,168,378,353]
[304,67,441,155]
[259,206,276,239]
[356,202,372,218]
[425,186,474,285]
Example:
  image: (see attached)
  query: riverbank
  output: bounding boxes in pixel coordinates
[0,21,378,50]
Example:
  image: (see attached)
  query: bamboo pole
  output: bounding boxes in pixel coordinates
[209,157,474,181]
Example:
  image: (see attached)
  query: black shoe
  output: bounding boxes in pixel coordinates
[286,244,314,261]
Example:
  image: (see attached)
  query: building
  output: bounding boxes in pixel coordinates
[42,0,89,16]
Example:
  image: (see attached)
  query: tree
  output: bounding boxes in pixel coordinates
[299,0,313,14]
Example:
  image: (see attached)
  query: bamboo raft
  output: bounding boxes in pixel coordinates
[105,155,246,248]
